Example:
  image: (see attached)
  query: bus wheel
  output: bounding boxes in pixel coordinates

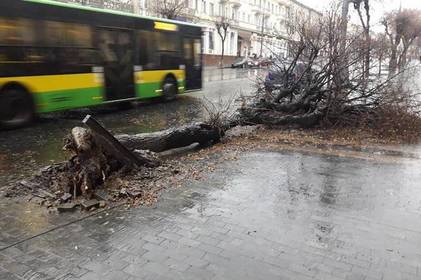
[0,88,35,129]
[161,77,178,102]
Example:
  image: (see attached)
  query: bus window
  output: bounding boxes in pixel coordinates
[44,21,66,46]
[0,18,35,46]
[156,32,179,52]
[43,21,96,67]
[0,17,41,63]
[138,30,158,69]
[66,24,92,48]
[99,31,117,63]
[44,21,92,48]
[138,30,181,70]
[155,31,181,69]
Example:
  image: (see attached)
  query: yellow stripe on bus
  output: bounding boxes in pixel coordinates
[0,73,102,93]
[0,69,184,93]
[135,70,185,84]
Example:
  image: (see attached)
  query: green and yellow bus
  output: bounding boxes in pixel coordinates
[0,0,203,128]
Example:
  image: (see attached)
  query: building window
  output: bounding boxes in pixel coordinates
[230,32,235,55]
[202,0,206,13]
[210,3,214,16]
[208,31,214,51]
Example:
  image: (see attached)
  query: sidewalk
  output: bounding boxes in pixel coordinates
[1,149,421,279]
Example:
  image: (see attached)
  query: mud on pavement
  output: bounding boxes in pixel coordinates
[2,125,420,212]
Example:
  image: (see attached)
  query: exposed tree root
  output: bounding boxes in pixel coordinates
[9,122,225,206]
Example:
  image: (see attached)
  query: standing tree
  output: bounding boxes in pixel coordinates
[339,0,372,82]
[339,0,351,83]
[150,0,188,20]
[413,37,421,62]
[352,0,371,81]
[382,9,421,74]
[371,33,389,77]
[397,10,421,69]
[215,16,231,68]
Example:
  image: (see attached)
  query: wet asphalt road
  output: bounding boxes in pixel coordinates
[1,150,421,279]
[0,68,262,186]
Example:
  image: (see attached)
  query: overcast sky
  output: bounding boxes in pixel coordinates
[298,0,421,31]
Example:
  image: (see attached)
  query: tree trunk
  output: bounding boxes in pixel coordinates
[339,0,350,82]
[364,29,371,81]
[388,47,398,76]
[60,127,159,199]
[340,0,350,39]
[117,122,223,152]
[220,41,225,68]
[364,1,371,82]
[398,43,410,71]
[64,127,108,198]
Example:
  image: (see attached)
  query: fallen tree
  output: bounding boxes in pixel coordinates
[117,122,223,152]
[239,4,420,129]
[8,116,226,208]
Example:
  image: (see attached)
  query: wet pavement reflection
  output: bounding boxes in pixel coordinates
[0,68,262,186]
[2,67,421,279]
[1,150,421,279]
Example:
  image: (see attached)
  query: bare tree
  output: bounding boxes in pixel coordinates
[150,0,188,20]
[412,37,421,61]
[352,0,371,81]
[339,0,351,82]
[340,0,350,39]
[397,10,421,69]
[382,9,421,74]
[371,33,389,77]
[215,16,231,68]
[239,5,414,129]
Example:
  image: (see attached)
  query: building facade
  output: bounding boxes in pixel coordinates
[60,0,321,65]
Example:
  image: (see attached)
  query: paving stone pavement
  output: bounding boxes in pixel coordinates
[1,150,421,280]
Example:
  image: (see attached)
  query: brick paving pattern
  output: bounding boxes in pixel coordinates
[1,151,421,279]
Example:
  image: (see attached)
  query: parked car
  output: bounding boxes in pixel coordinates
[231,57,248,68]
[258,57,273,67]
[264,61,309,91]
[247,58,261,68]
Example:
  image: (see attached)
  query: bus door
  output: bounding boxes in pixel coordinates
[183,37,202,90]
[98,28,136,101]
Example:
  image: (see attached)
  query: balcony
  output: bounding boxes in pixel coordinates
[229,0,241,7]
[252,6,262,14]
[230,18,240,27]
